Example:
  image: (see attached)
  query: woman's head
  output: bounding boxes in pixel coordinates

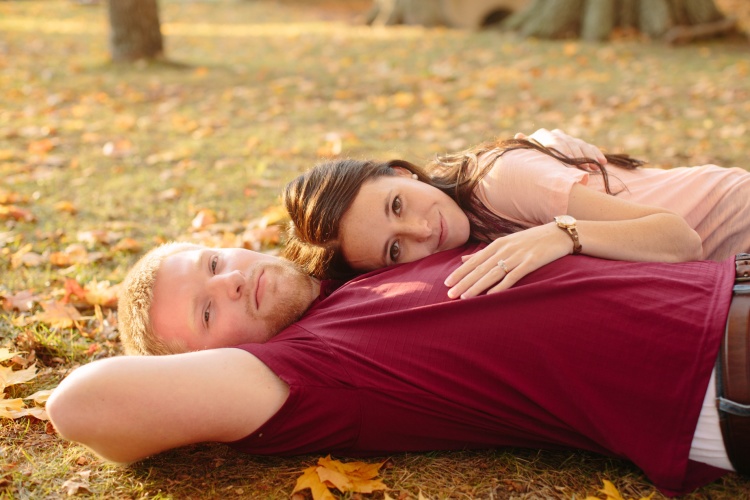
[283,159,471,279]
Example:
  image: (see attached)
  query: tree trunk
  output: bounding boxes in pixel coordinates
[107,0,164,62]
[501,0,735,42]
[582,0,615,41]
[366,0,446,26]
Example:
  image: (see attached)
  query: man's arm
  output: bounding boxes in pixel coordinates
[47,348,288,463]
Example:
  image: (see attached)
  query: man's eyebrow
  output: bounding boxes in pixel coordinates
[188,250,204,336]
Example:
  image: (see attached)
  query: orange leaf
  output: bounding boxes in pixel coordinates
[292,466,336,500]
[0,290,39,312]
[0,205,36,222]
[29,301,83,329]
[316,456,388,494]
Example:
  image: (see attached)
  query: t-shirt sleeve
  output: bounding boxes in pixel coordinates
[476,148,589,226]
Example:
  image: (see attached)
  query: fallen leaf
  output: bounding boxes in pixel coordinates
[0,364,37,390]
[317,456,388,494]
[292,456,388,499]
[28,300,84,329]
[0,349,19,363]
[192,209,217,230]
[292,466,336,500]
[0,205,36,222]
[54,200,77,215]
[0,395,25,419]
[584,480,654,500]
[24,389,53,405]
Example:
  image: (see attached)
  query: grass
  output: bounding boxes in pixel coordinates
[1,0,750,498]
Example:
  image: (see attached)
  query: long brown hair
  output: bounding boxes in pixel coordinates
[283,139,643,279]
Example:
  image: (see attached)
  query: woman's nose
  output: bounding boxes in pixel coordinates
[404,219,432,242]
[208,270,244,299]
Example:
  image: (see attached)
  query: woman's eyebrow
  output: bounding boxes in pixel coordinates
[381,190,394,266]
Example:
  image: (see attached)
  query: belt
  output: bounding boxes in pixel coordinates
[717,253,750,473]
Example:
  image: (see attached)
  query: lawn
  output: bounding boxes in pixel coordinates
[1,0,750,498]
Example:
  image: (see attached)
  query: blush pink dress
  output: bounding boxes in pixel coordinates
[475,148,750,261]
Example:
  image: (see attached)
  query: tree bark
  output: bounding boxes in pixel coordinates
[107,0,164,62]
[366,0,445,26]
[582,0,616,41]
[501,0,734,42]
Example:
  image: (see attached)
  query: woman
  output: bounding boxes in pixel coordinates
[283,129,750,298]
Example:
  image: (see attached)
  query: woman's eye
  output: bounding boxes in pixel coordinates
[389,241,401,262]
[204,303,211,326]
[210,255,218,274]
[391,196,402,216]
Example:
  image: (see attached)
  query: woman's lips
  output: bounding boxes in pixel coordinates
[437,212,447,250]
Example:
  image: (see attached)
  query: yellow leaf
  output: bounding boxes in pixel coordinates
[25,388,54,405]
[292,466,336,500]
[0,364,37,390]
[584,480,654,500]
[84,280,120,308]
[316,456,388,494]
[29,300,83,329]
[0,395,24,418]
[0,348,20,363]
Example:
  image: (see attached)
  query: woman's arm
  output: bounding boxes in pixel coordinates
[47,349,288,463]
[445,171,703,299]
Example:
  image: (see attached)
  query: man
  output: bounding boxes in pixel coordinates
[48,242,749,496]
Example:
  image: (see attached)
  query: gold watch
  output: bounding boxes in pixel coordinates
[554,215,582,255]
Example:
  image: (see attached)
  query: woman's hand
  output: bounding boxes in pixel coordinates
[444,223,571,299]
[515,128,606,168]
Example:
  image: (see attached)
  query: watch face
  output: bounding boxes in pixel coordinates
[556,215,576,226]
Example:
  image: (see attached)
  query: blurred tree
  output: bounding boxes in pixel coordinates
[365,0,738,43]
[503,0,737,43]
[365,0,527,29]
[107,0,164,62]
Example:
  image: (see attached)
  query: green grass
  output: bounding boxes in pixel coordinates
[1,0,750,498]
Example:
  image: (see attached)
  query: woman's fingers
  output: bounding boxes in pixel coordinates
[447,254,511,299]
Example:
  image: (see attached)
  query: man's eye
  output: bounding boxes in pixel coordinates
[210,255,218,274]
[204,303,211,326]
[391,196,402,215]
[389,241,401,262]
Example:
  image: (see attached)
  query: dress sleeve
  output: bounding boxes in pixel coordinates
[475,148,589,227]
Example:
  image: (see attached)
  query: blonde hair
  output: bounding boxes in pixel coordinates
[117,242,202,355]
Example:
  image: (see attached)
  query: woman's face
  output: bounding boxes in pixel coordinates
[338,170,471,271]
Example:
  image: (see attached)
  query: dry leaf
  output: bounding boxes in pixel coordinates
[192,209,218,230]
[292,456,388,499]
[0,364,37,390]
[1,290,39,313]
[0,395,25,419]
[0,205,36,222]
[25,389,53,405]
[28,300,83,329]
[0,349,19,363]
[584,480,654,500]
[316,456,388,494]
[112,237,142,253]
[61,471,91,496]
[292,466,336,500]
[54,200,78,214]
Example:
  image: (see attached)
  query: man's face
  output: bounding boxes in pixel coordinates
[150,247,318,351]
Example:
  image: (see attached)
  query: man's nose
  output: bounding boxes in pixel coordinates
[208,270,244,299]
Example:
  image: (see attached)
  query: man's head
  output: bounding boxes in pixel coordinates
[117,242,319,355]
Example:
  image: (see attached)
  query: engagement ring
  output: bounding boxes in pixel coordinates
[497,260,509,274]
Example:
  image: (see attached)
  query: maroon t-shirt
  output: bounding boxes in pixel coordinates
[231,243,735,495]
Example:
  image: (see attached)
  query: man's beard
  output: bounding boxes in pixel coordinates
[248,260,316,340]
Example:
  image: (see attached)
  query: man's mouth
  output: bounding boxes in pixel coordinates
[254,268,265,312]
